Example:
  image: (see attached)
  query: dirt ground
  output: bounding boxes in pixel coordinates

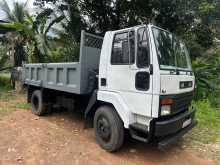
[0,94,216,165]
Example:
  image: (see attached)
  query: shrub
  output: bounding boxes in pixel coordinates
[0,73,11,90]
[193,45,220,107]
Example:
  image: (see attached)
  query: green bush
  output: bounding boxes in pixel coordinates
[208,89,220,108]
[0,73,11,90]
[192,45,220,107]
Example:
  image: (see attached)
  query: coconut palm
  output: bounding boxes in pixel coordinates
[0,0,65,63]
[0,0,28,66]
[0,0,27,23]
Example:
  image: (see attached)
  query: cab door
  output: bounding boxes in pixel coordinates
[107,27,153,117]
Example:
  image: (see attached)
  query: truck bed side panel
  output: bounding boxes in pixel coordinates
[24,63,81,94]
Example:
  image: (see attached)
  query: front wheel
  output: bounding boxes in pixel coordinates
[94,106,124,152]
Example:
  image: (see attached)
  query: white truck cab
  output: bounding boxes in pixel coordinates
[97,24,196,150]
[24,24,197,152]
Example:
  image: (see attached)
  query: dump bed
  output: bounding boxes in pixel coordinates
[23,31,103,95]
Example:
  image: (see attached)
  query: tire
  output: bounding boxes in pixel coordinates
[31,90,46,116]
[94,106,124,152]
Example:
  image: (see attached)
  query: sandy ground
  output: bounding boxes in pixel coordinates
[0,105,215,165]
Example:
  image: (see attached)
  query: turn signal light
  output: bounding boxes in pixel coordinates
[161,98,173,105]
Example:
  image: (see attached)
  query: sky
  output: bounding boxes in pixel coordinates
[0,0,35,20]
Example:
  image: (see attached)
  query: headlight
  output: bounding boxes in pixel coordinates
[161,105,171,116]
[160,98,173,116]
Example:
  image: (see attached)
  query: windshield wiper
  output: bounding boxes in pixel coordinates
[170,69,179,75]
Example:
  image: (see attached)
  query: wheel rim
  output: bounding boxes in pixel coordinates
[97,116,111,142]
[33,96,39,110]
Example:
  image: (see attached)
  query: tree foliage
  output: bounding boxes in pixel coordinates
[33,0,220,106]
[0,0,220,104]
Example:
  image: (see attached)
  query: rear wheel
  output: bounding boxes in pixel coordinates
[94,106,124,152]
[31,90,46,116]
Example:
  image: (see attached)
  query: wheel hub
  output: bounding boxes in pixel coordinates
[97,117,111,141]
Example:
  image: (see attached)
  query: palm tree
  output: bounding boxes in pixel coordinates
[0,0,27,23]
[0,0,28,67]
[0,1,65,63]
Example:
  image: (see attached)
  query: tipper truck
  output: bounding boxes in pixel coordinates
[23,24,197,152]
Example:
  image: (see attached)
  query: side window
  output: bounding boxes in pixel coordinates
[137,28,150,68]
[111,31,135,65]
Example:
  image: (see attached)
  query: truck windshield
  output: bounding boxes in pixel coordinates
[152,27,192,71]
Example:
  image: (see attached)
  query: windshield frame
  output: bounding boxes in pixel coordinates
[151,26,192,72]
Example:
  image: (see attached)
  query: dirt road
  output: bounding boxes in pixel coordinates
[0,106,215,165]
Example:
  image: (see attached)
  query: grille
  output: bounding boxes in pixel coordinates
[171,92,193,114]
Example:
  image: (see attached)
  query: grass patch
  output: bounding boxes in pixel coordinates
[0,106,14,115]
[0,91,30,116]
[183,100,220,165]
[0,90,12,101]
[188,100,220,143]
[0,73,30,115]
[13,102,31,109]
[0,73,13,101]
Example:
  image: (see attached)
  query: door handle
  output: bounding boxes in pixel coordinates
[101,78,107,86]
[149,64,153,75]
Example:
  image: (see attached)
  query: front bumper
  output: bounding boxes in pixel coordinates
[154,108,197,148]
[158,120,197,149]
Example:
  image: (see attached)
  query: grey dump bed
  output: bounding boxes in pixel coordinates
[24,31,103,95]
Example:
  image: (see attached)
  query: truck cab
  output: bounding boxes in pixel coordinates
[95,24,196,150]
